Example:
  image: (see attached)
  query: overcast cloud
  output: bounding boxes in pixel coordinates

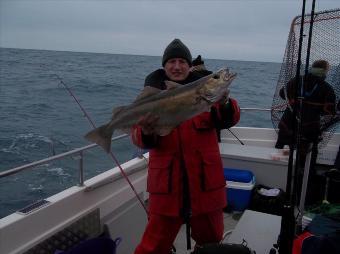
[0,0,339,62]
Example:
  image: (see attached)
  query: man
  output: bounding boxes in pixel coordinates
[131,38,240,254]
[275,59,336,205]
[275,60,336,151]
[191,55,212,76]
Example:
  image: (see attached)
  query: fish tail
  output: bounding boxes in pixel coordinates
[84,123,114,153]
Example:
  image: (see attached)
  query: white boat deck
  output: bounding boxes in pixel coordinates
[0,127,338,254]
[173,209,281,254]
[173,211,240,253]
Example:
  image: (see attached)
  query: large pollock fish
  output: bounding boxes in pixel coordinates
[85,68,237,152]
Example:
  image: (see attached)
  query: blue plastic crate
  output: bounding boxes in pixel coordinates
[223,168,255,211]
[226,179,255,211]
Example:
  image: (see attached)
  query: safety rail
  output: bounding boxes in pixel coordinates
[0,134,129,185]
[240,107,271,111]
[0,108,272,183]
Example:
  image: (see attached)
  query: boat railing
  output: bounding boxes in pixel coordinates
[240,107,271,112]
[0,134,129,185]
[0,107,271,183]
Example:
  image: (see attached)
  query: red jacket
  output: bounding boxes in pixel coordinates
[131,100,240,216]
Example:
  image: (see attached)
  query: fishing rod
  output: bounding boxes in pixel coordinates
[278,0,309,253]
[54,74,148,215]
[278,0,320,253]
[296,0,318,231]
[55,74,182,253]
[227,129,244,145]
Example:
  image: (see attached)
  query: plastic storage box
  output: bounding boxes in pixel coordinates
[223,168,255,211]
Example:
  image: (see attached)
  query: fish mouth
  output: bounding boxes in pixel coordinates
[214,68,229,81]
[222,68,236,81]
[223,70,229,81]
[212,68,236,82]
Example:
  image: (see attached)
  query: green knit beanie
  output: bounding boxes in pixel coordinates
[162,39,192,67]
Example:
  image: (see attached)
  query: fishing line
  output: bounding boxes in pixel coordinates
[54,73,179,254]
[54,74,148,215]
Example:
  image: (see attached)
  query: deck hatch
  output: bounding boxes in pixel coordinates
[16,199,51,215]
[24,209,101,254]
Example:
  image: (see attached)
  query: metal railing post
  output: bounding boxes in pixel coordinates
[78,151,84,186]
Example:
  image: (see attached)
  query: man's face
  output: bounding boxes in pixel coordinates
[164,58,190,81]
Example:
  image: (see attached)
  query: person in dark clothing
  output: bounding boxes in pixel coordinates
[192,54,204,66]
[131,39,240,254]
[275,60,336,151]
[191,55,213,76]
[275,60,336,205]
[334,101,340,170]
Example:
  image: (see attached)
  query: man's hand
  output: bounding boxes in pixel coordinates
[137,113,160,135]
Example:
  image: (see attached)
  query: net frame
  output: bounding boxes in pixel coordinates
[271,8,340,149]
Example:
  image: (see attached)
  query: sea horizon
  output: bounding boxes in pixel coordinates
[0,46,282,64]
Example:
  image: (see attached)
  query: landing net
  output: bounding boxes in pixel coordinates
[271,8,340,149]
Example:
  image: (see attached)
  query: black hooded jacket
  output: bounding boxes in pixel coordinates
[276,73,336,146]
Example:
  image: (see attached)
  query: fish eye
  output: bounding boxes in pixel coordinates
[213,74,219,79]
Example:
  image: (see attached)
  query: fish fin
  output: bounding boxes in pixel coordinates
[112,105,126,118]
[134,86,162,102]
[119,128,132,135]
[84,123,114,153]
[157,126,175,136]
[202,93,220,103]
[164,81,181,90]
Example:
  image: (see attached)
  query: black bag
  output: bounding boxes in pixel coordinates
[248,184,286,216]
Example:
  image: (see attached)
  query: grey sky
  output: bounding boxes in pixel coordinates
[0,0,339,62]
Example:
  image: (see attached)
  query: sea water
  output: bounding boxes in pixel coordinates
[0,47,280,218]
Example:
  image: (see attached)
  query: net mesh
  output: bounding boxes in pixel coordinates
[272,8,340,149]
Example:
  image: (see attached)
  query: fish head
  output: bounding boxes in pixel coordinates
[200,68,237,103]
